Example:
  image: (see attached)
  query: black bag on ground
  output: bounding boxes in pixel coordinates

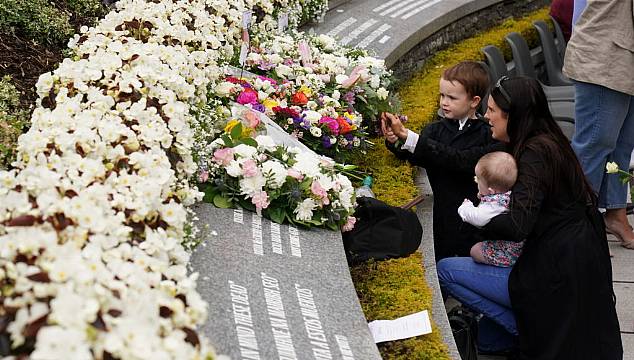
[448,306,479,360]
[342,197,422,264]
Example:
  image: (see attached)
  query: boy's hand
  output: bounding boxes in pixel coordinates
[380,114,399,143]
[381,112,408,141]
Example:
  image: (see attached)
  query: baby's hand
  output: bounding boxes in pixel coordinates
[462,199,473,205]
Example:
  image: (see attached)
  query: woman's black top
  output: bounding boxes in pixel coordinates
[485,146,622,359]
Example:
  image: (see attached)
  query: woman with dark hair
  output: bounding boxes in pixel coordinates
[437,76,622,358]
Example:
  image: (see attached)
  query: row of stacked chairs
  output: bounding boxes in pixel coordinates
[480,17,576,140]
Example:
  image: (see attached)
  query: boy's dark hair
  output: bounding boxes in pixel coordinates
[442,61,489,99]
[475,152,517,191]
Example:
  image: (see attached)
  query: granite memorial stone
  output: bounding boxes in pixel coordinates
[191,204,381,359]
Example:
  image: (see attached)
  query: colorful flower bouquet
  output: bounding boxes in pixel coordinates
[238,31,399,133]
[197,121,357,231]
[211,72,370,162]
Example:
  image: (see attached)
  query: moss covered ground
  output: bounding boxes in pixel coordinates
[351,7,551,359]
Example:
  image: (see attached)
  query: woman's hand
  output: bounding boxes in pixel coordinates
[381,112,408,143]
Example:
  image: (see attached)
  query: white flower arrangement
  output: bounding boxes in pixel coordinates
[196,125,356,230]
[0,0,372,357]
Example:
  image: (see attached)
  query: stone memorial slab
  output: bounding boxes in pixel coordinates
[191,204,382,360]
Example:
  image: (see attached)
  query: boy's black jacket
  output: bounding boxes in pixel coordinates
[386,114,506,261]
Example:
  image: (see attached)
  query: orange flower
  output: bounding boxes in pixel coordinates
[291,92,309,105]
[337,116,353,135]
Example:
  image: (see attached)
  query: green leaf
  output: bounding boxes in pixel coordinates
[221,134,233,147]
[268,207,286,224]
[238,198,256,212]
[326,222,338,231]
[202,185,218,203]
[213,194,233,208]
[230,122,243,139]
[241,137,258,147]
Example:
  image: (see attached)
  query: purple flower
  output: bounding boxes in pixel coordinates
[343,91,356,105]
[322,136,333,149]
[252,103,266,113]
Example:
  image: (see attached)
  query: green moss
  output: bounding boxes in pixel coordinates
[0,76,30,169]
[351,253,448,359]
[350,7,552,359]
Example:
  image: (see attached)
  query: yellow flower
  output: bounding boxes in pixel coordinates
[224,119,240,133]
[262,98,279,109]
[298,85,313,97]
[344,112,357,123]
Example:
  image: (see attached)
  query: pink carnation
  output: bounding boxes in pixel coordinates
[251,191,270,215]
[237,89,259,105]
[341,216,357,232]
[243,110,261,128]
[212,148,234,166]
[287,168,304,180]
[311,180,329,205]
[341,66,365,88]
[198,170,209,183]
[242,159,258,177]
[319,116,340,135]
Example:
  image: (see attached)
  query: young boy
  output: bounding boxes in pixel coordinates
[382,61,504,261]
[458,152,523,267]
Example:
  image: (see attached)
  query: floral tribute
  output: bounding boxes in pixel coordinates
[212,73,368,162]
[0,0,388,357]
[197,121,357,230]
[239,31,399,133]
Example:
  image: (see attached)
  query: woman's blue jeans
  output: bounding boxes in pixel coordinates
[437,257,517,352]
[571,81,634,209]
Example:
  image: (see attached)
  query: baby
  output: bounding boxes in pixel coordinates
[458,152,523,267]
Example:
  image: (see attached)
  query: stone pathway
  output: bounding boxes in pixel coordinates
[609,218,634,359]
[308,0,499,67]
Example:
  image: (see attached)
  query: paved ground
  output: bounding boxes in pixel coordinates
[609,220,634,360]
[307,0,499,66]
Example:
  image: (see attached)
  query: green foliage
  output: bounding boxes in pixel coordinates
[65,0,108,20]
[0,0,73,46]
[0,0,106,46]
[0,76,29,169]
[351,7,552,358]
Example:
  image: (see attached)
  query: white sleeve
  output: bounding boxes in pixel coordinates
[400,129,419,153]
[458,202,507,228]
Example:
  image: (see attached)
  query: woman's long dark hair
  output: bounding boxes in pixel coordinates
[490,76,596,206]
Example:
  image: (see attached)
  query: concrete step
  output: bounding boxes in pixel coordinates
[614,282,634,333]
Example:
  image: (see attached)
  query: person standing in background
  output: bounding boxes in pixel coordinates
[563,0,634,249]
[550,0,574,41]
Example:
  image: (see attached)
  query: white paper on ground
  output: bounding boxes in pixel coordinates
[368,310,432,343]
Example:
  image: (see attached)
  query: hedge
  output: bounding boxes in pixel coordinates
[351,7,551,359]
